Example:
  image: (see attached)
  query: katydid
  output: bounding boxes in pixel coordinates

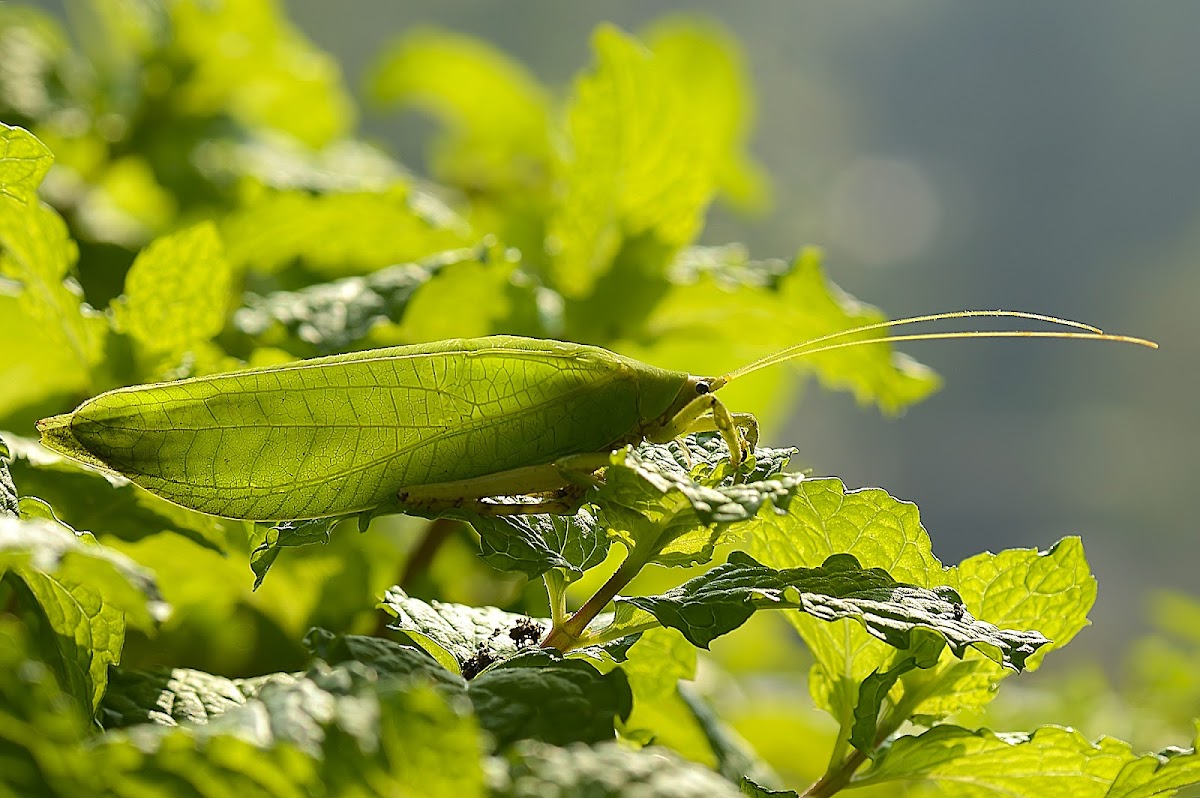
[35,310,1156,522]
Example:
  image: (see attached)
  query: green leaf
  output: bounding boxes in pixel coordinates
[101,660,484,797]
[0,434,17,518]
[908,537,1098,718]
[858,724,1171,797]
[628,246,940,418]
[0,122,53,204]
[468,508,610,581]
[384,252,524,343]
[739,777,800,797]
[111,221,232,364]
[380,586,548,674]
[303,628,467,694]
[7,568,122,714]
[168,0,355,147]
[741,478,947,718]
[0,617,92,798]
[322,678,485,798]
[597,434,804,568]
[0,173,106,376]
[0,9,73,123]
[194,134,404,192]
[232,251,450,354]
[610,551,1047,668]
[0,515,168,630]
[849,631,945,754]
[679,682,778,787]
[367,27,551,193]
[495,740,746,798]
[102,666,250,728]
[1108,728,1200,798]
[641,17,768,210]
[550,25,724,297]
[90,731,321,798]
[220,188,470,279]
[249,518,337,590]
[469,652,632,748]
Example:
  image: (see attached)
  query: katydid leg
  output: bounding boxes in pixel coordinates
[395,453,611,516]
[647,392,759,468]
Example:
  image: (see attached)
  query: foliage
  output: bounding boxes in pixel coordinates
[0,3,1190,797]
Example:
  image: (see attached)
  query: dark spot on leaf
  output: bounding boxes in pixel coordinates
[460,645,497,680]
[508,617,542,648]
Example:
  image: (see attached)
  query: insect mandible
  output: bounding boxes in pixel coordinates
[35,310,1156,522]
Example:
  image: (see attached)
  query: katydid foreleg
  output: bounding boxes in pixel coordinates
[646,388,760,469]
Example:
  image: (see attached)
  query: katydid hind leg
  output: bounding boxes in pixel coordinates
[394,453,611,517]
[402,486,589,517]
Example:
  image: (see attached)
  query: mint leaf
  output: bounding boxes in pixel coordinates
[598,435,804,568]
[367,27,551,194]
[739,777,800,797]
[550,25,721,297]
[102,666,249,728]
[0,515,167,629]
[168,0,353,147]
[102,660,485,797]
[496,740,746,798]
[0,617,92,797]
[7,566,123,713]
[679,683,777,787]
[0,434,17,518]
[613,552,1047,670]
[909,537,1098,718]
[194,135,403,192]
[232,250,483,354]
[849,631,945,754]
[303,628,466,694]
[470,652,632,748]
[221,189,469,278]
[1108,730,1200,798]
[859,724,1144,796]
[111,222,232,365]
[0,122,53,204]
[380,587,549,674]
[641,18,767,210]
[0,185,106,373]
[628,247,939,420]
[741,478,947,718]
[469,508,609,581]
[249,518,342,590]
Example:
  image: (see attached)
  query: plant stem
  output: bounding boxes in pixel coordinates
[542,539,657,652]
[399,517,459,591]
[802,748,868,798]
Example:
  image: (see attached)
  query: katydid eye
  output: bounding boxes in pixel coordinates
[695,381,711,395]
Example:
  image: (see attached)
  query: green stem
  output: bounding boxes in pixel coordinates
[542,538,658,652]
[802,747,868,798]
[544,570,568,628]
[399,517,459,591]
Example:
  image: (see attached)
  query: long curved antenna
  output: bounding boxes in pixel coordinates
[712,310,1157,389]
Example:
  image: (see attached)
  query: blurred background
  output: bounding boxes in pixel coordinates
[18,1,1196,656]
[277,1,1198,656]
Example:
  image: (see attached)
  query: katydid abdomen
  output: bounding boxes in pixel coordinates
[38,336,689,521]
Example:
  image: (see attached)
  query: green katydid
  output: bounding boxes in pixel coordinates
[35,310,1156,522]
